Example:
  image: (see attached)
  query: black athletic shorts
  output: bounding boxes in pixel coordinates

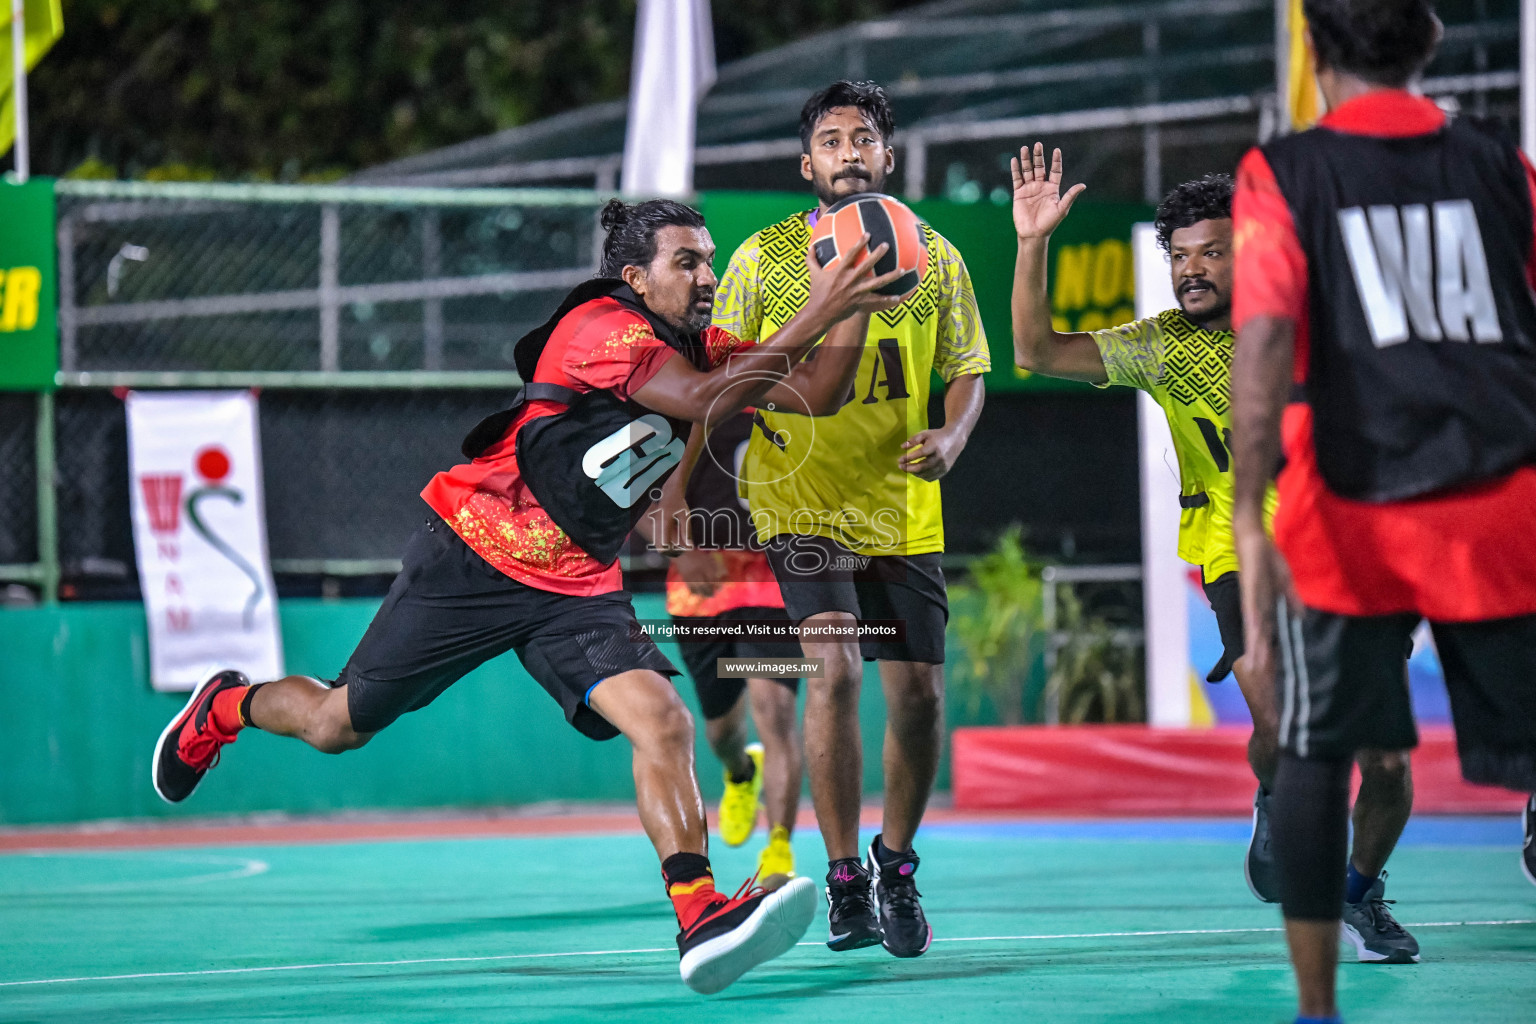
[1205,571,1414,685]
[1276,599,1536,790]
[337,515,677,740]
[1203,571,1245,683]
[675,606,802,720]
[763,534,947,664]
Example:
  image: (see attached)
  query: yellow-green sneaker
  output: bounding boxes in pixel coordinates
[757,825,795,890]
[719,743,764,847]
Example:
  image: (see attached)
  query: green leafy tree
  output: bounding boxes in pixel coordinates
[22,0,924,180]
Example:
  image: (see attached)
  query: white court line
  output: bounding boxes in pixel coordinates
[0,852,269,896]
[932,920,1536,943]
[0,919,1529,989]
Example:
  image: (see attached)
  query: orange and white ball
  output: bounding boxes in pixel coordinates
[810,192,927,298]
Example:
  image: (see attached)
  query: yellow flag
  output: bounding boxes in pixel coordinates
[0,0,65,156]
[1287,0,1320,130]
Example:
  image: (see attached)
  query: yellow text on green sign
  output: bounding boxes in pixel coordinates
[0,266,43,331]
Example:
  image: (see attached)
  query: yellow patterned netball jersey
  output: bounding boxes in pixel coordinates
[1091,308,1277,582]
[713,209,989,556]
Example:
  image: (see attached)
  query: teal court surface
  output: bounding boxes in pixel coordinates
[1,816,1532,1023]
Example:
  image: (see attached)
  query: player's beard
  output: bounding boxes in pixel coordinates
[679,289,713,333]
[813,166,887,209]
[1178,286,1230,328]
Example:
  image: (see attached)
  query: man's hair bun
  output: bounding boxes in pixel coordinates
[597,198,706,277]
[600,199,632,233]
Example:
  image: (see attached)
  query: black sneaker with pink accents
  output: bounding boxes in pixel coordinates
[824,857,880,951]
[867,834,932,958]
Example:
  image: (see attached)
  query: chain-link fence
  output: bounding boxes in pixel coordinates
[32,388,512,600]
[0,394,39,569]
[2,181,613,601]
[1,179,1148,603]
[56,181,604,380]
[1,389,1145,601]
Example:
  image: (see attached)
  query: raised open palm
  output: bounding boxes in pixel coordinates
[1011,142,1087,240]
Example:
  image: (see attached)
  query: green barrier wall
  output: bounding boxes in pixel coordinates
[0,596,969,826]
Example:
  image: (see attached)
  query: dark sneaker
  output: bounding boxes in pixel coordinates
[866,836,932,958]
[1245,786,1281,903]
[1522,794,1536,888]
[1341,872,1420,964]
[152,670,247,804]
[677,875,816,994]
[824,858,881,951]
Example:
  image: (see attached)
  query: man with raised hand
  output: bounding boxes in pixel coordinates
[1010,146,1416,953]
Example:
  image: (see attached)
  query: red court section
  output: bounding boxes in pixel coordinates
[952,724,1527,815]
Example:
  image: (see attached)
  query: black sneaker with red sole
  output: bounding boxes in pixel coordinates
[677,875,816,994]
[152,669,247,804]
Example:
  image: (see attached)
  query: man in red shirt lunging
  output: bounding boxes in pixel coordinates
[149,198,906,994]
[1231,3,1536,1022]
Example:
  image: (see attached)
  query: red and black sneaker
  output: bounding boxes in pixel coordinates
[676,873,816,994]
[152,670,247,804]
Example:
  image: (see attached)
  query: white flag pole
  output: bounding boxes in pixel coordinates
[621,0,716,197]
[1132,224,1191,727]
[1274,0,1289,135]
[1522,0,1535,162]
[10,0,28,182]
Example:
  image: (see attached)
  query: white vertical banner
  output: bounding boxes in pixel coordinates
[621,0,716,197]
[127,391,282,692]
[1132,223,1191,727]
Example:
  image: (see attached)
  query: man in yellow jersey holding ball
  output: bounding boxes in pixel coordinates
[710,80,989,959]
[1010,145,1419,964]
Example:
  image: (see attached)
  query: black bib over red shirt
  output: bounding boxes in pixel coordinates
[1261,118,1536,502]
[422,283,753,596]
[1233,90,1536,620]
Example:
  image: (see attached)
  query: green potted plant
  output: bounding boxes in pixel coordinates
[948,527,1045,725]
[1044,587,1145,724]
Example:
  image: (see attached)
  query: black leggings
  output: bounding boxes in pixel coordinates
[1271,752,1352,920]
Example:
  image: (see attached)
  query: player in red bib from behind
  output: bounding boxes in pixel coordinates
[1231,3,1536,1021]
[151,198,907,994]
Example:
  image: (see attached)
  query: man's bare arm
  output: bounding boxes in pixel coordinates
[634,241,903,422]
[1231,313,1299,686]
[1231,315,1292,527]
[898,372,985,481]
[754,311,871,416]
[940,371,986,445]
[647,422,708,553]
[1009,143,1107,383]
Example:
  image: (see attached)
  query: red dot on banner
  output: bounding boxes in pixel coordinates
[195,446,231,482]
